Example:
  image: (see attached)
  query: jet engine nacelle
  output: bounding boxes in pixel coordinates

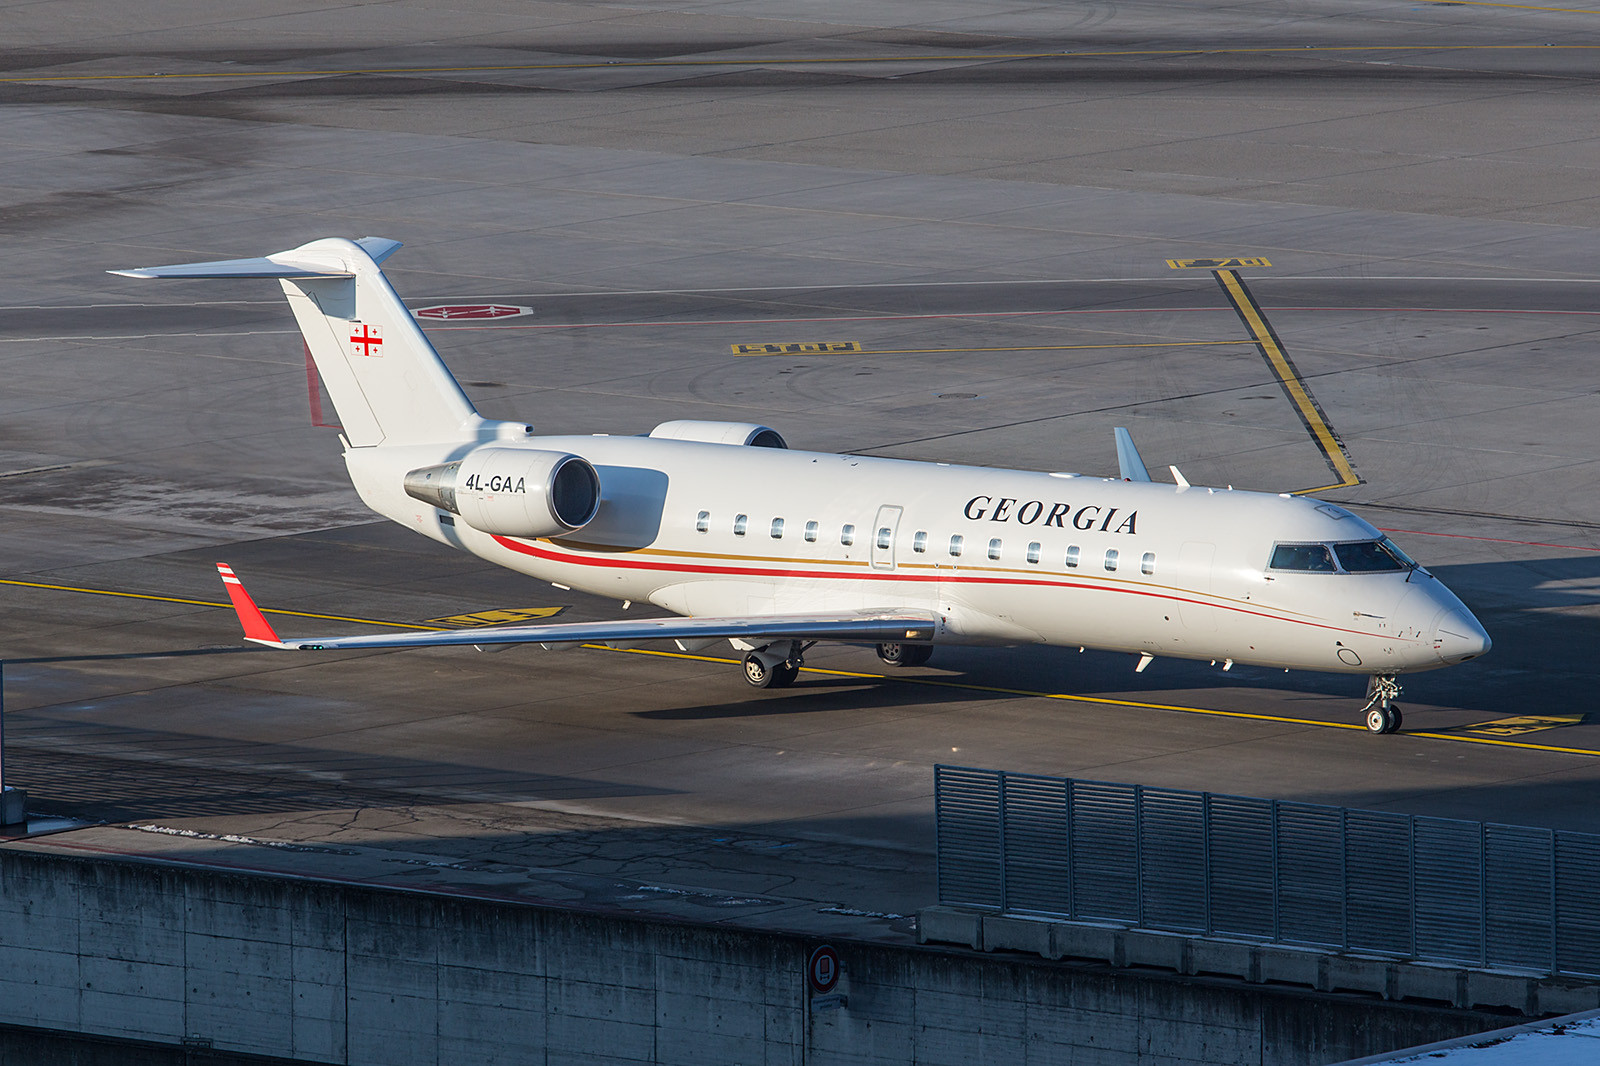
[648,420,786,448]
[403,447,601,538]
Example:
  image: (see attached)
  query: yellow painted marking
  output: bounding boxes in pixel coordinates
[735,340,1250,357]
[7,577,1593,758]
[426,607,567,628]
[586,646,1600,757]
[6,45,1600,85]
[1465,715,1584,737]
[865,341,1253,356]
[1416,0,1600,11]
[732,341,861,355]
[1214,269,1361,493]
[0,578,446,631]
[1168,257,1272,270]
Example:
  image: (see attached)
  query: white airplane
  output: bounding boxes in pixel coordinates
[113,237,1490,735]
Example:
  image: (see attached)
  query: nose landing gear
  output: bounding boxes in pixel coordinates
[1361,674,1403,734]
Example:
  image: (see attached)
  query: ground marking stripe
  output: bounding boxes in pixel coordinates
[5,579,1590,757]
[0,579,446,631]
[1214,269,1361,492]
[5,43,1599,84]
[733,340,1253,356]
[588,647,1600,757]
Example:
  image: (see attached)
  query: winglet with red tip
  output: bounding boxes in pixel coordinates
[216,564,285,646]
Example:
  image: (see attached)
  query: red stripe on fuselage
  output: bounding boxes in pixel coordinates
[490,536,1402,643]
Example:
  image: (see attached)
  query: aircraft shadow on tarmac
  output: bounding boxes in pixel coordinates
[631,552,1600,726]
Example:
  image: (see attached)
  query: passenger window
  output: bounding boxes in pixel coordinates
[913,531,928,553]
[1269,543,1336,572]
[877,527,893,550]
[804,521,819,543]
[1104,549,1119,572]
[988,538,1002,561]
[1141,552,1156,576]
[734,514,747,536]
[841,524,855,546]
[949,534,964,557]
[1027,542,1041,565]
[1065,545,1080,569]
[695,510,710,534]
[771,518,784,539]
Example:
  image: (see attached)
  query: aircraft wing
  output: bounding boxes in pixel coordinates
[216,564,936,651]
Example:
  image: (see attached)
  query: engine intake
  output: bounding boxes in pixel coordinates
[404,447,600,538]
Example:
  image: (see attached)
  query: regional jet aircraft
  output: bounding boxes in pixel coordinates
[113,238,1490,734]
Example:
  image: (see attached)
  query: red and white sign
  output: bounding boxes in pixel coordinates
[350,323,383,357]
[413,304,532,320]
[807,945,840,994]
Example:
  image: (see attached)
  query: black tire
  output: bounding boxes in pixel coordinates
[1365,707,1387,734]
[771,662,800,688]
[1387,705,1403,734]
[877,642,932,667]
[743,653,776,688]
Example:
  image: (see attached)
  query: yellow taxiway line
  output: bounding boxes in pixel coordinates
[5,577,1592,758]
[0,578,446,631]
[1213,269,1362,494]
[588,646,1600,758]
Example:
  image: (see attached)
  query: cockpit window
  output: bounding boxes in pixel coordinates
[1334,538,1416,573]
[1269,543,1337,572]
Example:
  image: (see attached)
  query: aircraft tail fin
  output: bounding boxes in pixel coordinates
[1114,427,1153,482]
[112,238,481,447]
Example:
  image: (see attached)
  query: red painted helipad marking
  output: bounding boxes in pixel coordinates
[414,304,532,320]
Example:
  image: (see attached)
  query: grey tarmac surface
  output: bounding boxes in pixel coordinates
[1,0,1599,942]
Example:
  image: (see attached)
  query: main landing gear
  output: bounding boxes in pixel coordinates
[741,640,810,689]
[1360,674,1403,734]
[875,642,933,668]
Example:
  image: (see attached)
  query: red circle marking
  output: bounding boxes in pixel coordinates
[808,945,840,993]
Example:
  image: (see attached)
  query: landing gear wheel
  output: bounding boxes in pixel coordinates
[1360,675,1404,734]
[1364,704,1403,734]
[876,642,932,667]
[771,662,800,688]
[743,653,776,689]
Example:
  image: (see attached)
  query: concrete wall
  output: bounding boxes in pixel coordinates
[0,852,1508,1066]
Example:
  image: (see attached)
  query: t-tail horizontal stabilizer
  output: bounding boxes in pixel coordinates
[112,238,478,448]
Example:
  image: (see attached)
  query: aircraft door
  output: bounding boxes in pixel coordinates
[1177,541,1218,631]
[871,505,903,571]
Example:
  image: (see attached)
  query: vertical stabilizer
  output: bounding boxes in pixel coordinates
[113,237,480,447]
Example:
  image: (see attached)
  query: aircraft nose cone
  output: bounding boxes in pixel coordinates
[1432,606,1491,664]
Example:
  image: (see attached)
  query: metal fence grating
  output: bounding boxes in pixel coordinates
[1275,803,1344,947]
[1140,787,1207,933]
[1555,833,1600,976]
[1344,809,1413,955]
[1413,817,1484,965]
[1069,780,1139,923]
[1001,773,1071,916]
[934,765,1600,977]
[933,765,1003,908]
